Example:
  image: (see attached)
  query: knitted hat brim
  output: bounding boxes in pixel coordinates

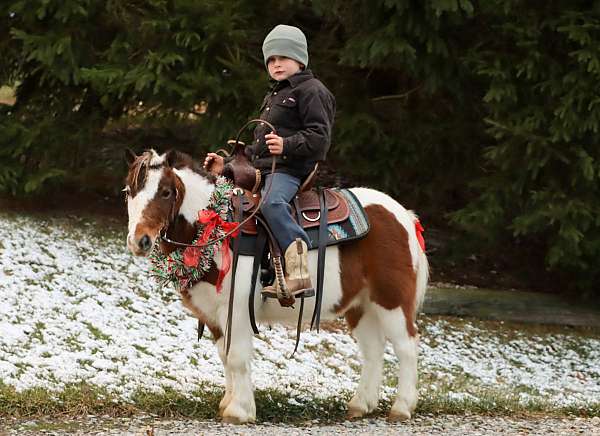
[262,38,309,67]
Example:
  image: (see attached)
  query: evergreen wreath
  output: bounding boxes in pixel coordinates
[149,176,236,291]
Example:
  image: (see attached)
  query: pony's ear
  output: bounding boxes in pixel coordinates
[124,148,137,166]
[164,149,177,168]
[165,149,188,169]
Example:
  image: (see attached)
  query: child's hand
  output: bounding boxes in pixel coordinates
[265,133,284,155]
[204,152,225,175]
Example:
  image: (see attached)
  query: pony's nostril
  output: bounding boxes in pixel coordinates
[139,235,151,251]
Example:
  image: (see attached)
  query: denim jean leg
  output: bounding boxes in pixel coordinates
[260,173,310,250]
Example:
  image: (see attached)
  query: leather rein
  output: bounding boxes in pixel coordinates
[159,118,276,249]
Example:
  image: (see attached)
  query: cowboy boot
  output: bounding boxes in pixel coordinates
[261,239,314,304]
[284,238,314,298]
[261,255,295,306]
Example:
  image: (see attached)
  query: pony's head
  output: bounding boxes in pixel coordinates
[124,149,215,256]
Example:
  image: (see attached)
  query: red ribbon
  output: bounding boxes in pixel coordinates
[415,219,426,252]
[182,209,239,292]
[215,220,240,292]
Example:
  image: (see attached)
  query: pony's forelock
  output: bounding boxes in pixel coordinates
[126,149,167,196]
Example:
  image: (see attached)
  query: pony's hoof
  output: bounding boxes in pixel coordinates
[222,404,255,425]
[347,393,377,420]
[222,414,255,425]
[388,409,411,422]
[222,415,243,425]
[389,396,415,422]
[218,394,233,418]
[346,406,366,420]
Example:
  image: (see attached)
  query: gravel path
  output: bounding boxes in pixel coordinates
[4,415,600,435]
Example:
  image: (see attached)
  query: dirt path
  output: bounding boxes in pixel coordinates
[3,415,600,435]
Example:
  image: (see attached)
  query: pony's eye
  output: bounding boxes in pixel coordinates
[122,186,131,195]
[161,189,172,199]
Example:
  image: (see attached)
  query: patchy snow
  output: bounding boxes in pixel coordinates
[0,214,599,408]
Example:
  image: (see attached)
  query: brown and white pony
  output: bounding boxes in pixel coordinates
[125,149,429,424]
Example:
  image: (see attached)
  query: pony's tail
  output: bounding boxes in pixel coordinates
[415,244,429,314]
[406,210,429,314]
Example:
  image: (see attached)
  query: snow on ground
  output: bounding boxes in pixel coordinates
[0,214,599,407]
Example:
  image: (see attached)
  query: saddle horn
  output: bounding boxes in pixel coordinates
[222,119,276,193]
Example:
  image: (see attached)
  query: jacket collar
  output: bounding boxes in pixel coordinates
[271,69,314,90]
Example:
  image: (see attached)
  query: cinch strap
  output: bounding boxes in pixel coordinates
[311,187,328,331]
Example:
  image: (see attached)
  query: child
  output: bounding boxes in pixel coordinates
[205,24,336,299]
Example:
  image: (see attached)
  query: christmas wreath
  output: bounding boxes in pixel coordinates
[149,176,239,291]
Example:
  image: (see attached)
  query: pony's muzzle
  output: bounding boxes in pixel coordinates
[139,235,151,251]
[127,233,154,256]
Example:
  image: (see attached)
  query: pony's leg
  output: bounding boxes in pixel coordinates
[214,336,233,416]
[219,310,256,424]
[375,306,418,421]
[346,304,386,419]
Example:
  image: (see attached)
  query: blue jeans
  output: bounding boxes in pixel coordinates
[260,173,310,251]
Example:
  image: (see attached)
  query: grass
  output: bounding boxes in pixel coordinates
[1,382,599,424]
[30,322,46,344]
[420,313,600,339]
[0,211,125,242]
[83,322,112,342]
[2,213,599,425]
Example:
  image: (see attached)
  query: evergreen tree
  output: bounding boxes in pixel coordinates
[2,0,600,296]
[452,1,600,295]
[0,0,265,194]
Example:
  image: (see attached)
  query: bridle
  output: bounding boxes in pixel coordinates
[159,118,277,249]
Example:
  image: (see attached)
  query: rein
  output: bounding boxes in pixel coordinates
[160,118,277,249]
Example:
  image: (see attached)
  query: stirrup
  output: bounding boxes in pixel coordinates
[261,286,315,300]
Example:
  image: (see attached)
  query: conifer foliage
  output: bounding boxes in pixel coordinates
[452,1,600,295]
[2,0,600,294]
[0,0,264,194]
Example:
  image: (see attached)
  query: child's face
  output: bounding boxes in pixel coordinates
[267,56,303,81]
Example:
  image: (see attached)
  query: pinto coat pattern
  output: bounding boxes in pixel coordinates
[125,150,428,423]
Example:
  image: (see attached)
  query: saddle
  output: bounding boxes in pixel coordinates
[239,188,350,236]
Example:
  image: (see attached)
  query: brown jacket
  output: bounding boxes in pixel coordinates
[246,69,336,179]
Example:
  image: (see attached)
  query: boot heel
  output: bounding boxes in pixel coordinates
[292,287,315,298]
[261,289,279,299]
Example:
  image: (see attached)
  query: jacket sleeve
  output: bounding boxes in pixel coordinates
[282,86,335,161]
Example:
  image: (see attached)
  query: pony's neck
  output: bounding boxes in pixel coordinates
[173,167,216,225]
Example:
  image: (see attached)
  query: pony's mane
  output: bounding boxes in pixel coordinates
[127,151,151,196]
[126,150,163,195]
[165,149,217,184]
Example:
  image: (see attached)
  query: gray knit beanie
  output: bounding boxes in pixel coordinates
[262,24,308,68]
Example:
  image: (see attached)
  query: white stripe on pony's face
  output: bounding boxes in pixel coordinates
[126,153,165,255]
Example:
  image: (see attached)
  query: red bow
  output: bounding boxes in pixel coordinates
[415,219,426,252]
[183,209,239,292]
